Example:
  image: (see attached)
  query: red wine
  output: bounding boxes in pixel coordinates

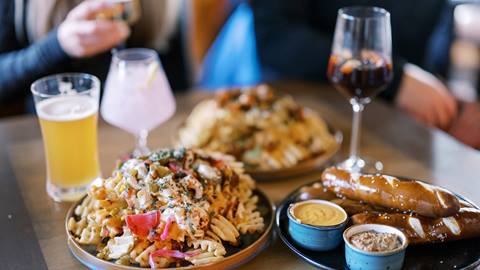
[327,52,392,102]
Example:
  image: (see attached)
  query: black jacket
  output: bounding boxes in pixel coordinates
[0,0,188,108]
[0,0,72,102]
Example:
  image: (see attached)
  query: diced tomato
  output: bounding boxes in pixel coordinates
[125,211,160,238]
[168,163,182,173]
[212,159,225,169]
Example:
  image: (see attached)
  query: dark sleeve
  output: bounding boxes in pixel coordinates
[251,0,405,103]
[423,2,454,78]
[252,0,331,81]
[0,0,70,101]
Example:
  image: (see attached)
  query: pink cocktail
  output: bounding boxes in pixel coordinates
[101,48,176,154]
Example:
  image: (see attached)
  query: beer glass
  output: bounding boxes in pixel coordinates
[31,73,101,202]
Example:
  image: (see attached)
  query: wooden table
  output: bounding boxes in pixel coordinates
[1,82,480,270]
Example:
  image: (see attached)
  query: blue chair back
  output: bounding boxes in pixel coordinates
[198,3,261,90]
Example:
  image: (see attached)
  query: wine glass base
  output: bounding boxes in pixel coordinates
[336,156,383,174]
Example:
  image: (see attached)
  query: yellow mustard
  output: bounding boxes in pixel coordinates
[292,202,346,226]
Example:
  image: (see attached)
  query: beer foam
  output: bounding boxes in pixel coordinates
[36,96,97,121]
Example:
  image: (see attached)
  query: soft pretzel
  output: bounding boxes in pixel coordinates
[321,167,460,218]
[351,208,480,244]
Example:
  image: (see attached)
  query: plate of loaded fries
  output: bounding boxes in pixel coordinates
[276,166,480,270]
[174,84,342,181]
[66,148,274,270]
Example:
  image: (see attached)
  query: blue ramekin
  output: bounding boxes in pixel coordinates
[287,199,348,251]
[343,224,408,270]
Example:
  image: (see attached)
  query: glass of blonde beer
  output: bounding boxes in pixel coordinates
[31,73,101,202]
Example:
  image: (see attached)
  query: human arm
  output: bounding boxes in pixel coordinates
[396,63,457,129]
[0,0,69,100]
[0,0,130,101]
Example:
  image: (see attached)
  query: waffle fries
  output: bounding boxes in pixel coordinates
[68,148,265,268]
[177,85,336,171]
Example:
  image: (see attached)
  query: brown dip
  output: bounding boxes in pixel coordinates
[349,230,402,252]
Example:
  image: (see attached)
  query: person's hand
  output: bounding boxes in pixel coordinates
[448,102,480,149]
[58,0,130,58]
[395,63,457,129]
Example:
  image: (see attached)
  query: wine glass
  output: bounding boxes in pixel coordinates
[101,48,176,156]
[327,6,393,173]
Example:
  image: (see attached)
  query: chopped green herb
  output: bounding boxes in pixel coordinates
[172,148,186,160]
[149,150,171,164]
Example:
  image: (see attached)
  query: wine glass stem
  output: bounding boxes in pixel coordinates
[135,129,149,156]
[349,99,364,159]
